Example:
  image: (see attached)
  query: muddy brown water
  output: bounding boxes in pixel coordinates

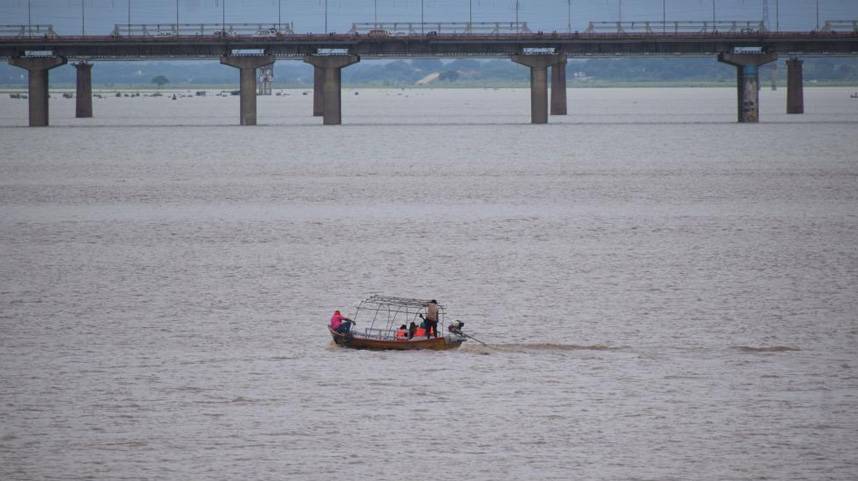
[1,88,857,480]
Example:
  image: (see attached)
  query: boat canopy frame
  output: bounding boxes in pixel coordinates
[350,295,447,340]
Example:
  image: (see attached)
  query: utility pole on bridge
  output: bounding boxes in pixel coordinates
[816,0,820,30]
[567,0,572,33]
[775,0,780,32]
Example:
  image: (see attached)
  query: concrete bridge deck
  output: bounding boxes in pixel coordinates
[2,31,857,59]
[2,31,857,127]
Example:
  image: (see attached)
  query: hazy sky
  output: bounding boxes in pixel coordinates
[1,0,855,35]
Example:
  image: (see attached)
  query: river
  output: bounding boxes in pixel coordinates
[1,87,857,480]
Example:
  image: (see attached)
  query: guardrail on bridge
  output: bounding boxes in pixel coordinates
[111,23,295,37]
[0,24,57,38]
[349,21,531,35]
[585,20,766,34]
[822,20,858,33]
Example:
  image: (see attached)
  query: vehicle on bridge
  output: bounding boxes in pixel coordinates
[367,29,390,38]
[254,27,281,38]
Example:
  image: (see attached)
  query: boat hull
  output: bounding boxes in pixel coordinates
[329,327,464,351]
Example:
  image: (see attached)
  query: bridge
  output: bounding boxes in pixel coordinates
[2,23,858,126]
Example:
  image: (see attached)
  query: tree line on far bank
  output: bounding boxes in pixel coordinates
[1,57,856,87]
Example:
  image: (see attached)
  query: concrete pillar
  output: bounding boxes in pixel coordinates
[511,54,564,124]
[313,66,324,117]
[786,57,804,114]
[739,64,761,122]
[717,51,778,123]
[220,55,275,126]
[8,56,68,127]
[303,55,360,125]
[551,56,567,116]
[75,62,93,118]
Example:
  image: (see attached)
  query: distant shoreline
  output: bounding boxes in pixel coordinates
[1,81,857,93]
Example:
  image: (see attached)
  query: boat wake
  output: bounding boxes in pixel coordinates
[732,345,801,353]
[462,342,624,353]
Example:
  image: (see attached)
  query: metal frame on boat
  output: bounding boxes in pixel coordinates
[328,295,467,351]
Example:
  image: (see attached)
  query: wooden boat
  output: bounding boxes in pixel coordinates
[328,295,468,351]
[329,327,464,350]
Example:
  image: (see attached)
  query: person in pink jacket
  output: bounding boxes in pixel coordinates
[330,310,352,333]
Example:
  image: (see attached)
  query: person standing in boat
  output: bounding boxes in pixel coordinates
[424,300,439,338]
[330,310,352,334]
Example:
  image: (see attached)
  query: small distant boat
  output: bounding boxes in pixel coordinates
[328,295,468,351]
[850,92,858,99]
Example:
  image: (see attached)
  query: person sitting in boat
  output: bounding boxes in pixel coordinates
[448,320,464,334]
[416,317,432,337]
[410,321,428,339]
[395,324,408,340]
[408,321,417,339]
[329,310,352,334]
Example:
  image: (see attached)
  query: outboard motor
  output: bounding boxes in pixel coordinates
[448,320,464,334]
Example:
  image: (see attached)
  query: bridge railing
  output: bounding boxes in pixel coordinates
[585,20,766,34]
[821,20,858,33]
[0,24,57,38]
[111,22,295,37]
[349,21,531,35]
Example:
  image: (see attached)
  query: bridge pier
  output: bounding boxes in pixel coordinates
[303,55,360,125]
[9,56,67,127]
[220,55,275,126]
[551,56,567,116]
[717,51,778,123]
[75,62,93,118]
[313,66,324,117]
[786,57,804,114]
[512,54,564,124]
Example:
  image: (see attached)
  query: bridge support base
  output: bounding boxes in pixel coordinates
[551,56,567,116]
[220,55,275,126]
[303,55,360,125]
[511,54,564,124]
[9,56,67,127]
[718,51,777,123]
[313,66,324,117]
[786,57,804,114]
[75,62,93,118]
